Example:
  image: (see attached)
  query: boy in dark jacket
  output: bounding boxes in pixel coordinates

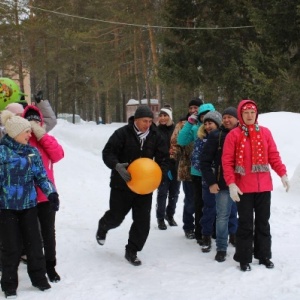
[96,105,169,266]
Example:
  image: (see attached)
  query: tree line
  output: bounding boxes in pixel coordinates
[0,0,300,123]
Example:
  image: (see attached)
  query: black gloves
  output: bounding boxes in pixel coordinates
[115,163,131,182]
[34,90,43,103]
[48,192,60,211]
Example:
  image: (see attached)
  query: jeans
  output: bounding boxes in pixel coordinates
[200,181,216,236]
[182,181,195,231]
[156,177,181,220]
[215,190,238,251]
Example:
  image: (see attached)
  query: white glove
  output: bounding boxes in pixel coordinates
[30,121,46,141]
[281,175,290,192]
[229,183,243,202]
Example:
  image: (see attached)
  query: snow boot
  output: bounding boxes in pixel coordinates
[215,251,226,262]
[184,230,195,239]
[46,260,61,282]
[201,235,212,253]
[33,279,51,291]
[240,263,251,272]
[96,220,107,245]
[157,219,167,230]
[125,248,142,266]
[259,258,274,269]
[4,290,17,299]
[165,215,178,226]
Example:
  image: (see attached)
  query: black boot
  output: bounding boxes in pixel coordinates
[240,263,251,272]
[215,251,226,262]
[33,279,51,291]
[201,235,212,253]
[184,230,195,239]
[4,290,17,299]
[165,215,178,226]
[46,260,61,282]
[96,220,107,245]
[157,219,167,230]
[125,248,142,266]
[259,258,274,269]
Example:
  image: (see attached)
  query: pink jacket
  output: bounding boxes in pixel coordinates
[23,105,64,202]
[222,100,287,193]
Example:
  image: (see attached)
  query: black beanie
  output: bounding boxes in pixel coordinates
[222,107,237,119]
[188,97,203,107]
[25,108,42,122]
[134,105,154,119]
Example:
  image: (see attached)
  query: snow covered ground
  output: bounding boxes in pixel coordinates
[12,112,300,299]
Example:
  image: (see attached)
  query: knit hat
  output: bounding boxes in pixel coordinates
[203,111,222,127]
[134,105,153,119]
[222,107,238,119]
[24,108,42,122]
[159,108,173,120]
[1,110,31,138]
[188,97,203,107]
[5,103,24,115]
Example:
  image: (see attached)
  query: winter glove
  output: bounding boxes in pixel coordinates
[281,175,290,192]
[30,121,46,141]
[187,114,198,125]
[48,192,60,211]
[229,183,243,202]
[34,90,43,103]
[115,163,131,182]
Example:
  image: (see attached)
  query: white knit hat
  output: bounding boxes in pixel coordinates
[5,103,25,115]
[159,108,173,120]
[1,110,31,138]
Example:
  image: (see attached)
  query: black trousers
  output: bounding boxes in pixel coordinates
[0,207,47,291]
[37,202,56,263]
[100,188,152,252]
[192,176,203,240]
[234,192,271,264]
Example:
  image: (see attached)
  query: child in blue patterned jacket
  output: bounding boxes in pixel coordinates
[0,110,59,299]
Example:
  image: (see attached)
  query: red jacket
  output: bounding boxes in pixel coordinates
[23,105,64,202]
[222,100,287,193]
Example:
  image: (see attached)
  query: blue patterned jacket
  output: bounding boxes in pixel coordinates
[0,134,56,210]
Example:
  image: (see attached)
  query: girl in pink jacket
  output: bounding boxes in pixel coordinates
[222,99,289,272]
[23,105,64,282]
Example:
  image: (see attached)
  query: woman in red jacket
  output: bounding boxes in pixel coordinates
[222,99,289,272]
[23,105,64,282]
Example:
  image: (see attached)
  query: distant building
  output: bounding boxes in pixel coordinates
[126,98,160,123]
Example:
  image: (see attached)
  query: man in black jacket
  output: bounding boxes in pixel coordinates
[200,107,238,263]
[96,105,169,266]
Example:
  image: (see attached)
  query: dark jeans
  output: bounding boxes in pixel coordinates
[182,181,195,231]
[201,180,216,236]
[234,192,271,264]
[192,175,203,240]
[37,202,56,262]
[156,176,181,220]
[100,188,152,252]
[0,207,47,292]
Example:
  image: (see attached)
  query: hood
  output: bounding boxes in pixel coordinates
[237,99,258,125]
[197,103,215,121]
[22,105,44,126]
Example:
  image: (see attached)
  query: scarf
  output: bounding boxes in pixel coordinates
[133,123,150,149]
[235,123,269,175]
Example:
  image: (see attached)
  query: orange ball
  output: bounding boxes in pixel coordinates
[127,158,162,195]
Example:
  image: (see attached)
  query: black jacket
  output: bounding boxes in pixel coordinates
[102,122,169,191]
[200,125,230,190]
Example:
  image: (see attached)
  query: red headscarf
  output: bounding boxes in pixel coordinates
[235,100,270,175]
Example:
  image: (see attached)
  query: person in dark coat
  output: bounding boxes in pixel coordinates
[155,107,181,230]
[200,107,239,262]
[96,105,169,266]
